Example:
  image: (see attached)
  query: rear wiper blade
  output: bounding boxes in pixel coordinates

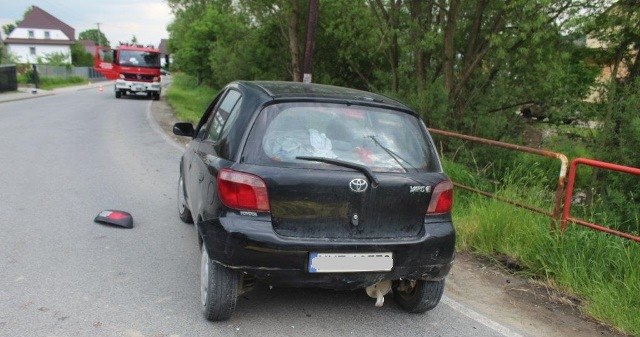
[296,156,379,187]
[369,136,416,171]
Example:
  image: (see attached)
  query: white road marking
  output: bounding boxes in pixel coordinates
[442,295,526,337]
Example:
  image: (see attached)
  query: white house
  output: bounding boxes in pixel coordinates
[3,6,75,64]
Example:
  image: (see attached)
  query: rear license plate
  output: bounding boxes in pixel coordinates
[308,252,393,273]
[132,85,144,91]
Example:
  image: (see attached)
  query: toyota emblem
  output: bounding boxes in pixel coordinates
[349,178,368,193]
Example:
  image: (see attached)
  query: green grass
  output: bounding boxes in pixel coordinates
[18,75,87,90]
[38,76,87,90]
[446,160,640,336]
[165,73,218,123]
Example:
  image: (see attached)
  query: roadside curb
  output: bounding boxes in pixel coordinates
[146,100,185,152]
[0,81,115,104]
[146,78,187,152]
[0,92,55,104]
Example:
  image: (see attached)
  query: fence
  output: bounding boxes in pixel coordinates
[561,158,640,243]
[35,65,105,80]
[428,128,568,229]
[430,128,639,243]
[0,64,18,92]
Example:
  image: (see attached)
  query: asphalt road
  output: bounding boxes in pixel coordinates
[0,88,529,337]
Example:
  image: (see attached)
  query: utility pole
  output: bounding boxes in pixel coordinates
[96,22,102,47]
[302,0,319,84]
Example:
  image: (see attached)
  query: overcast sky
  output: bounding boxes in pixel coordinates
[0,0,173,46]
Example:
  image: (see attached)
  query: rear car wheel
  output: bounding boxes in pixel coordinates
[178,175,193,223]
[200,244,239,321]
[115,90,121,98]
[393,279,445,313]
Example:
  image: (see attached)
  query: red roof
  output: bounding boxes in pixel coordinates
[16,6,75,41]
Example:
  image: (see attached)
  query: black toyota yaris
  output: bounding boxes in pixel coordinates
[173,81,455,321]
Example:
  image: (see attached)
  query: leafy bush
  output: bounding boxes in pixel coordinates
[37,52,71,67]
[166,73,218,123]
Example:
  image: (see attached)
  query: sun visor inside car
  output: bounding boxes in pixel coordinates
[94,210,133,228]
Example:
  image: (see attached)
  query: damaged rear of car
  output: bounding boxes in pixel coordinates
[174,81,455,321]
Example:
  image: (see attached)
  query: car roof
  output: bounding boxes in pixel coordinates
[238,81,413,112]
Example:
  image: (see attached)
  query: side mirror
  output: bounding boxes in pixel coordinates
[173,122,194,137]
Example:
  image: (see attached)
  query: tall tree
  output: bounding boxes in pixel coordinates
[78,29,110,47]
[587,0,640,84]
[2,23,16,36]
[238,0,308,81]
[368,0,404,92]
[580,0,640,168]
[71,42,93,66]
[2,8,29,37]
[164,0,600,137]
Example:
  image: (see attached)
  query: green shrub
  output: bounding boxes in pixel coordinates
[18,75,86,90]
[37,76,85,90]
[166,73,218,123]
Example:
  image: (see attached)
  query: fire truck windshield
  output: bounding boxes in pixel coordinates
[118,50,160,68]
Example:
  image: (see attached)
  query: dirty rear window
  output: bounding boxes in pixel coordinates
[243,102,440,173]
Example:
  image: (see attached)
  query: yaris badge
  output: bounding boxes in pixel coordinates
[349,179,368,193]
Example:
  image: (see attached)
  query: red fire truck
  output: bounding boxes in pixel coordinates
[94,43,162,100]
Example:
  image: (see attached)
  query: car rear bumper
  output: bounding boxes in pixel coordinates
[199,214,455,290]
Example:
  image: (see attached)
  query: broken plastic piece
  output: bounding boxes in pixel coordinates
[94,210,133,228]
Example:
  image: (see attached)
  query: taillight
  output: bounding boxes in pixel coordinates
[119,73,125,79]
[427,180,454,214]
[217,169,270,212]
[153,76,160,82]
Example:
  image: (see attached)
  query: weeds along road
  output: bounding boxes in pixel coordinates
[0,87,562,337]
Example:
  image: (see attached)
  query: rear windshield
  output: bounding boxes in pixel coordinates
[243,102,441,173]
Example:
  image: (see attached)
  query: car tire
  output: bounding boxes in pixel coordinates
[178,174,193,224]
[115,90,121,98]
[393,279,445,313]
[200,244,239,321]
[153,92,160,101]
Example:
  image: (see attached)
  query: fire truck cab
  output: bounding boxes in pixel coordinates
[94,43,162,100]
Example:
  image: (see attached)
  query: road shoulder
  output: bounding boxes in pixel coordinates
[447,252,624,337]
[0,81,115,104]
